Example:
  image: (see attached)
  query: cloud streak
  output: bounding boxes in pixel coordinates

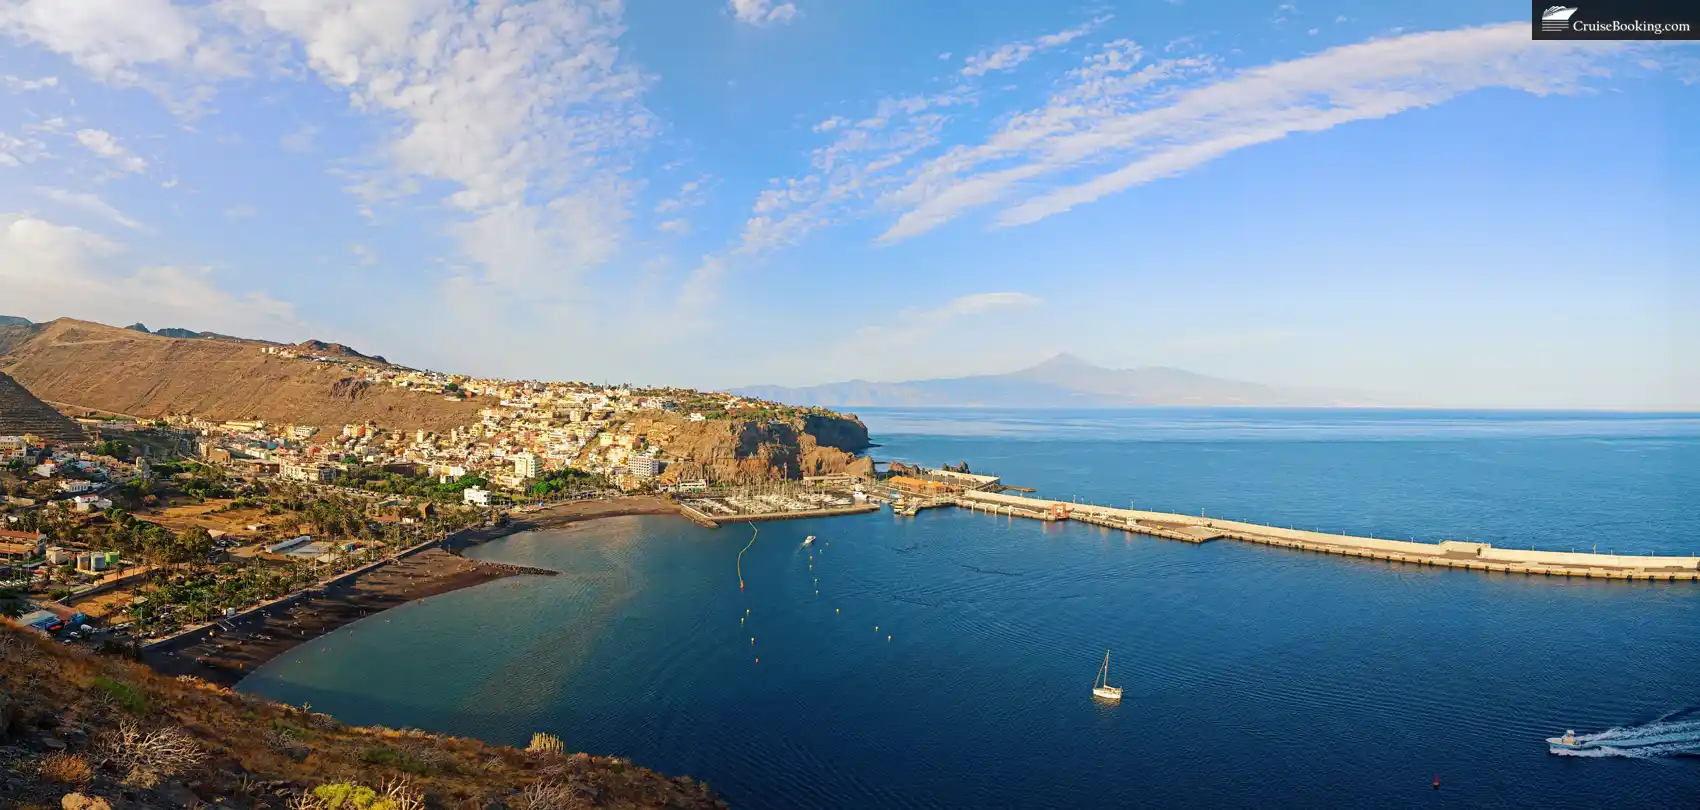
[730,0,798,26]
[36,187,145,231]
[881,24,1651,242]
[74,128,147,173]
[961,18,1103,77]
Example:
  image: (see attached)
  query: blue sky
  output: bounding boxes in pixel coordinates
[0,0,1695,408]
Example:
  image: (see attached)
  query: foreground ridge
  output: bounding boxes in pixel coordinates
[0,625,728,810]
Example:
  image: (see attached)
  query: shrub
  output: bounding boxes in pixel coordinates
[359,746,431,775]
[100,718,204,787]
[299,779,424,810]
[92,676,150,715]
[37,752,93,784]
[527,732,566,756]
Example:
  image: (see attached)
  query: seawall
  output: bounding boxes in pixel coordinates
[956,491,1700,581]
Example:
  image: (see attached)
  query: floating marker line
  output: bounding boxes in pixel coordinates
[736,525,758,590]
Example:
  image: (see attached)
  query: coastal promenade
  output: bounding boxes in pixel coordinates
[951,491,1700,581]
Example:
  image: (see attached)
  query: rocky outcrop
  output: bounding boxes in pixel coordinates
[631,411,874,484]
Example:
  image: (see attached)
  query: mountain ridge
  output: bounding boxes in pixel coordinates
[735,354,1391,408]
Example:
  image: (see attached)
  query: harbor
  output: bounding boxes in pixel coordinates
[662,463,1699,580]
[675,483,881,528]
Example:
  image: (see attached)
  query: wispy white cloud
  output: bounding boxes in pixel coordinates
[961,18,1105,77]
[279,122,317,154]
[36,186,145,231]
[737,89,972,257]
[0,0,243,114]
[849,291,1041,350]
[228,0,655,295]
[657,218,692,236]
[223,203,257,219]
[655,176,709,214]
[0,131,48,166]
[730,0,798,26]
[350,243,377,266]
[0,213,301,337]
[2,74,56,91]
[74,128,148,173]
[880,24,1657,242]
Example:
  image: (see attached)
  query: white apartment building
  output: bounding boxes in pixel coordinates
[626,455,662,480]
[513,452,541,479]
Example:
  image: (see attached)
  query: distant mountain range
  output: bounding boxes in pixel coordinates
[735,354,1391,408]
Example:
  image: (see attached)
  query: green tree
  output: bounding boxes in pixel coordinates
[173,526,216,567]
[0,586,26,618]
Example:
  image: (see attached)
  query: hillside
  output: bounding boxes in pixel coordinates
[0,319,480,432]
[737,354,1387,408]
[0,370,85,443]
[0,625,726,809]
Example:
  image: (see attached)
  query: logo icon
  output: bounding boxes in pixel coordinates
[1541,5,1579,31]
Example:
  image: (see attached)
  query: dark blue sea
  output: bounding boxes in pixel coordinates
[242,409,1700,809]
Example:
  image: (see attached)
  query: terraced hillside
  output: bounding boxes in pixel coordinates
[0,369,84,443]
[0,319,482,433]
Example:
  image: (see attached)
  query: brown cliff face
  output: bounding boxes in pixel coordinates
[0,319,482,432]
[629,411,874,484]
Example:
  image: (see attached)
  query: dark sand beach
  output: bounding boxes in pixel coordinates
[146,496,682,687]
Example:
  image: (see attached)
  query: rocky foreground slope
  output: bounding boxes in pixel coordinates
[0,626,726,810]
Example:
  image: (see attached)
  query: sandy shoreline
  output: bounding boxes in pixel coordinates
[144,496,683,688]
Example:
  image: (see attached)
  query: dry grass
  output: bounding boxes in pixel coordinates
[100,718,206,787]
[38,752,93,785]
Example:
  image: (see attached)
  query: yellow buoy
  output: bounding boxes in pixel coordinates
[874,626,879,631]
[835,608,840,613]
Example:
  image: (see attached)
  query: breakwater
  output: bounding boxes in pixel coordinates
[951,491,1700,581]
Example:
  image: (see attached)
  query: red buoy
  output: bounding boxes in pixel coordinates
[1433,774,1439,790]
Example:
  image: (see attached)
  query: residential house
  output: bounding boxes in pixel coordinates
[0,529,47,560]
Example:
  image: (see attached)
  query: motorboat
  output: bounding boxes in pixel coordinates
[1547,730,1586,752]
[802,535,815,547]
[1092,650,1122,702]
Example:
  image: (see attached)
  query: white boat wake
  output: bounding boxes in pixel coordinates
[1552,719,1700,758]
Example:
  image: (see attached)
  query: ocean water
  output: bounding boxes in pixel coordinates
[242,409,1700,809]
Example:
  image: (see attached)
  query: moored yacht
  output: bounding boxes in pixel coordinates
[1092,650,1122,701]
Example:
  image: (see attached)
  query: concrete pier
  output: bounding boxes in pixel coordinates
[952,491,1700,581]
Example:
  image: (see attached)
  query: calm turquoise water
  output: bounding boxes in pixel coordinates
[243,409,1700,809]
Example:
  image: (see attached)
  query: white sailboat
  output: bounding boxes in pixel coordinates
[1092,650,1123,701]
